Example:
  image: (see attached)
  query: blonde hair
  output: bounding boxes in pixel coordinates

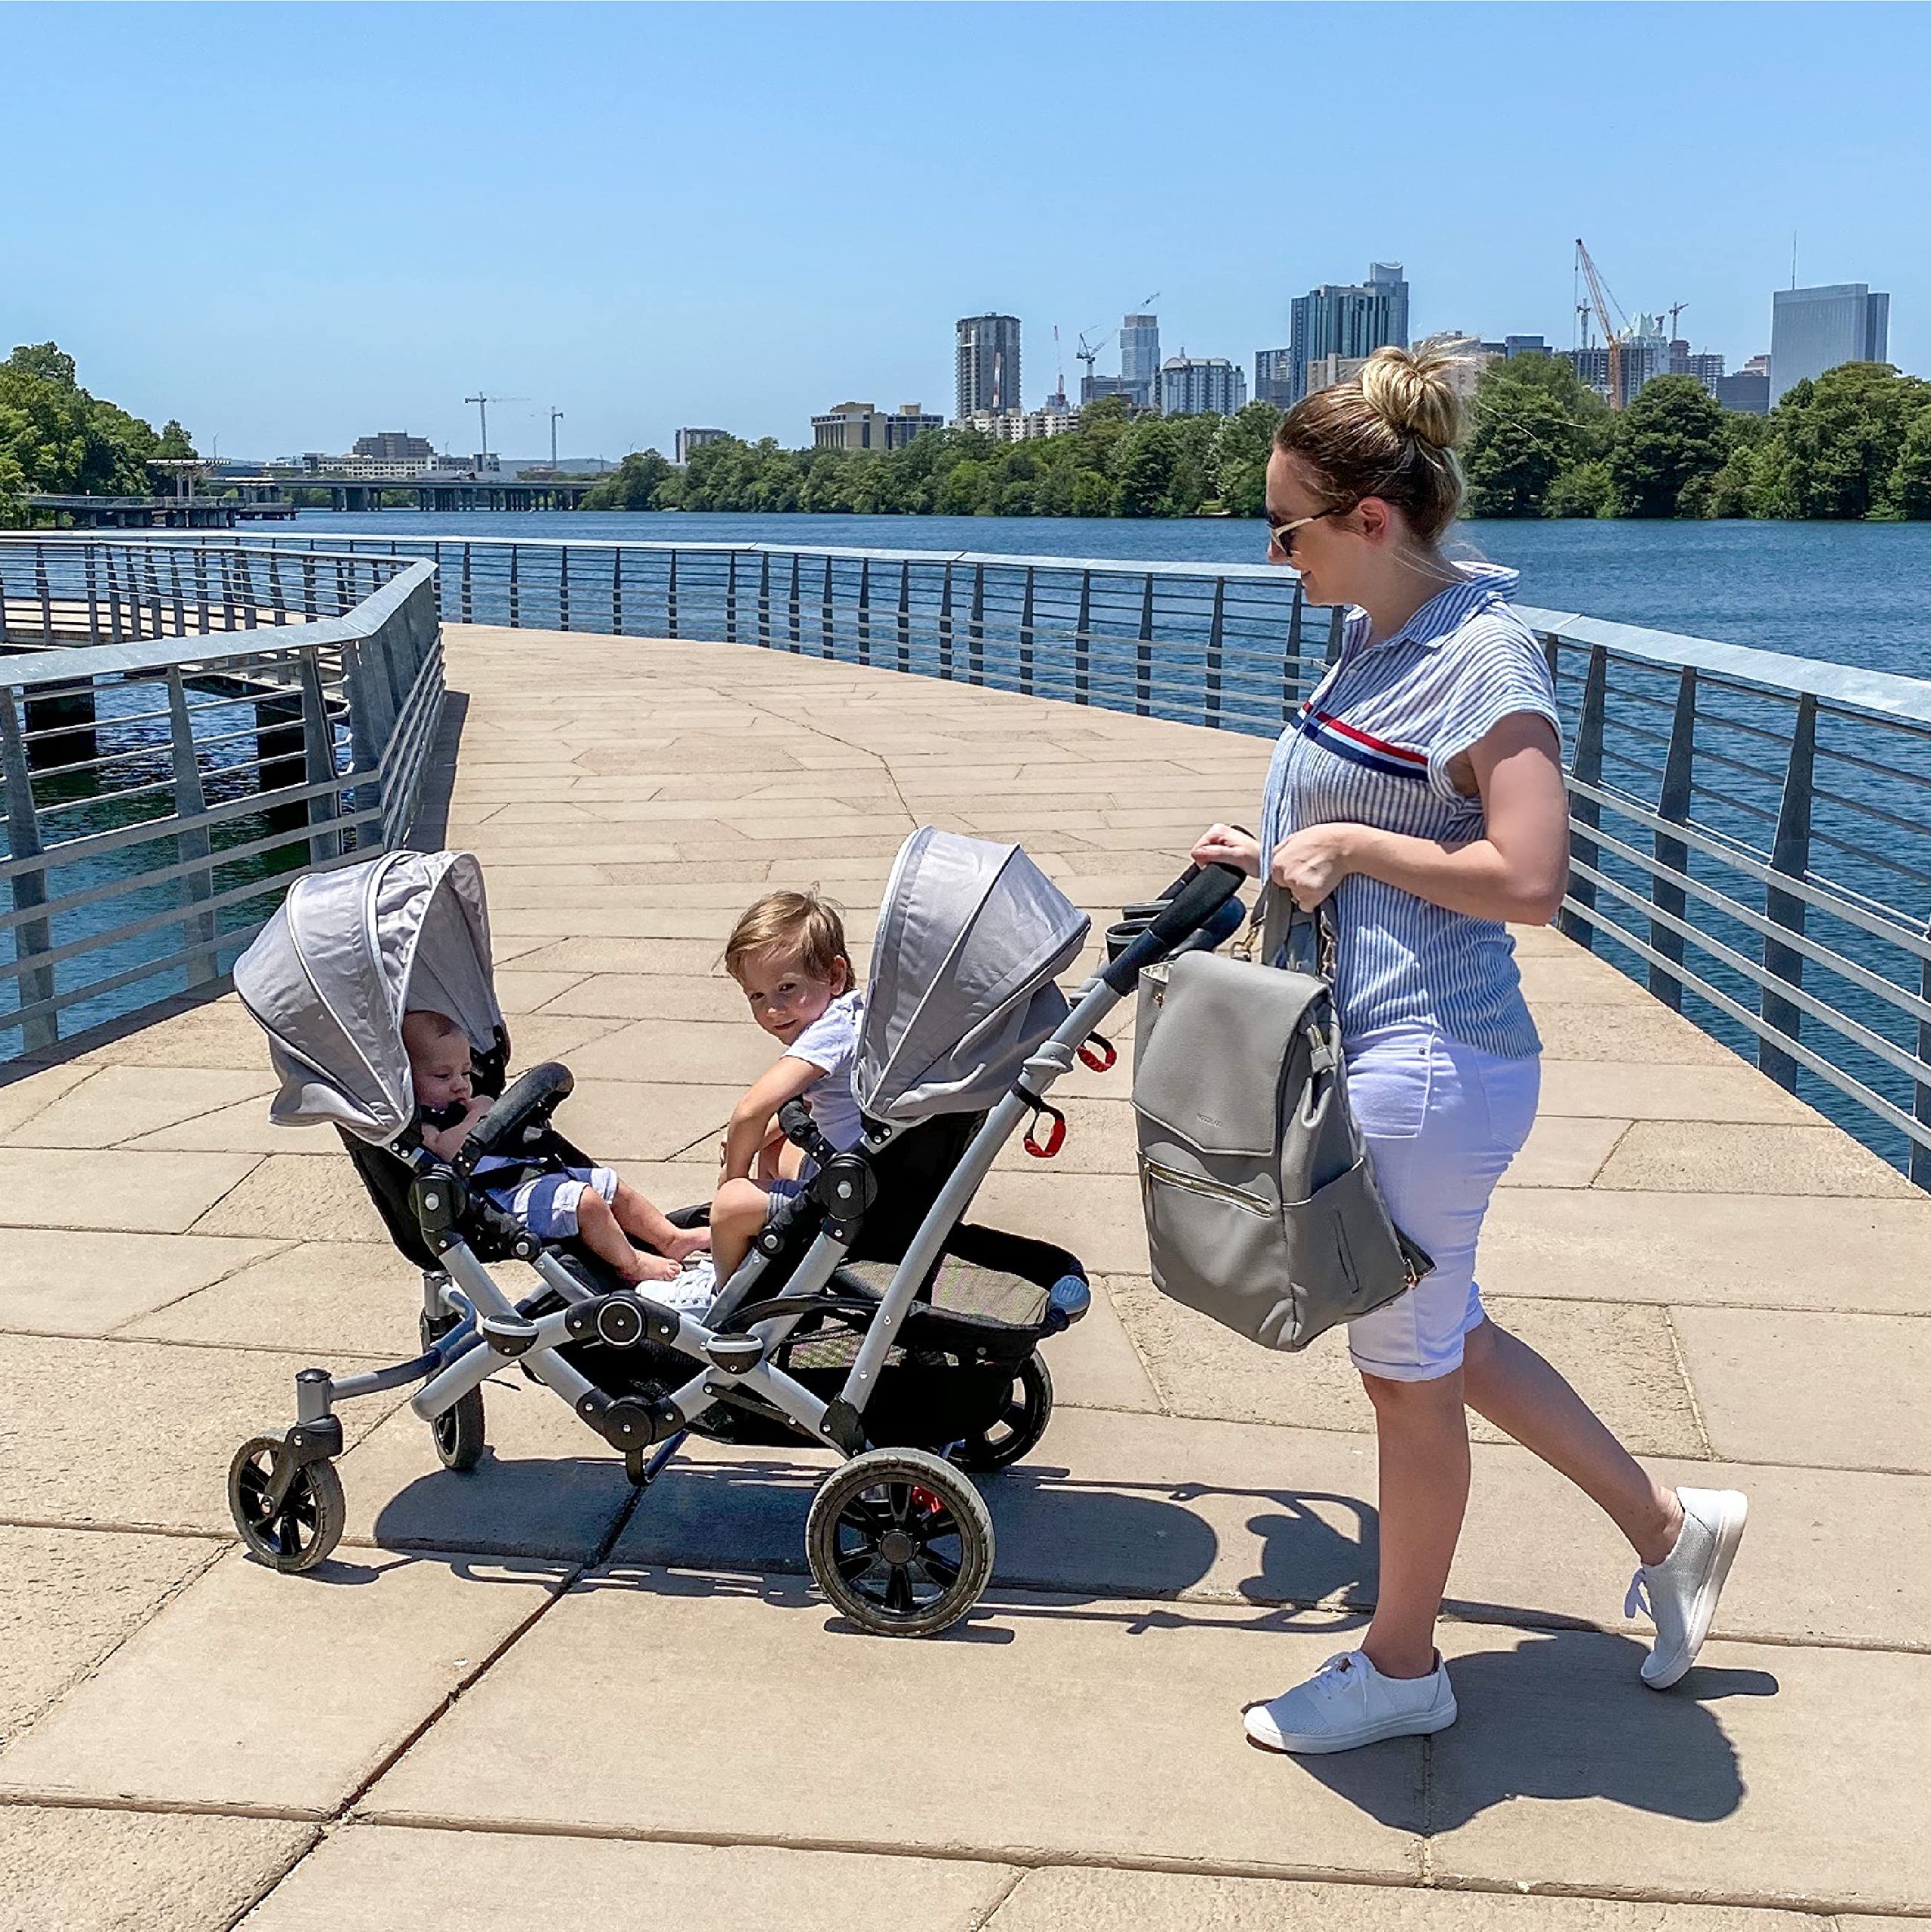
[724,888,850,986]
[1275,346,1465,544]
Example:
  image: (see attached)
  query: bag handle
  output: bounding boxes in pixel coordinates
[1242,884,1337,980]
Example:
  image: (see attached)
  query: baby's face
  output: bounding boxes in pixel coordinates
[408,1035,474,1112]
[735,945,847,1048]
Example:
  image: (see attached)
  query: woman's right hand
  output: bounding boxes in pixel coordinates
[1191,823,1262,877]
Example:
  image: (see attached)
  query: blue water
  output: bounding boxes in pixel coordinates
[283,510,1931,677]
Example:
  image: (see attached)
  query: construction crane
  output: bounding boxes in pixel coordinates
[549,407,564,470]
[1075,328,1112,389]
[1667,301,1690,342]
[1573,239,1627,410]
[1050,326,1068,409]
[463,393,527,464]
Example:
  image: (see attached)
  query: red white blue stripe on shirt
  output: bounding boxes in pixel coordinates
[1293,700,1430,783]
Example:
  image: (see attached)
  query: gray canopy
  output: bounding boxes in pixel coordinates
[857,826,1090,1124]
[233,850,503,1146]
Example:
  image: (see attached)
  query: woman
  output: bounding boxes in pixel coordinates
[1193,347,1747,1756]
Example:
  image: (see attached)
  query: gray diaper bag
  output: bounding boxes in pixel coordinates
[1131,897,1431,1352]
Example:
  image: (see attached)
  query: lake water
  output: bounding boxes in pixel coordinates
[283,510,1931,676]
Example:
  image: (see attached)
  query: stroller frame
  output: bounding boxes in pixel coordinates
[232,863,1246,1637]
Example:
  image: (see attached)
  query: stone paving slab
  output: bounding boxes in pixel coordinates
[1536,1060,1814,1124]
[1531,1003,1744,1066]
[1596,1120,1920,1198]
[0,1146,261,1233]
[0,1335,404,1533]
[358,1577,1425,1881]
[0,1549,556,1816]
[0,1525,221,1746]
[1425,1624,1931,1914]
[0,1227,284,1337]
[236,1824,1014,1932]
[189,1155,394,1244]
[0,1066,275,1149]
[0,1804,313,1932]
[0,1061,97,1137]
[983,1867,1837,1930]
[530,972,752,1022]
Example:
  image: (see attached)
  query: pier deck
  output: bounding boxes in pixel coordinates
[3,623,1927,1927]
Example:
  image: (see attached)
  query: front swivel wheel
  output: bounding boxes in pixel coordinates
[805,1446,994,1638]
[228,1435,345,1574]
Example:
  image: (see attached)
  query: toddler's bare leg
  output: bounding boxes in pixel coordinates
[709,1179,770,1283]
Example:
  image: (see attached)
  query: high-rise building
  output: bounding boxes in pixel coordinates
[1742,353,1772,379]
[675,426,730,464]
[956,314,1022,420]
[1254,348,1295,409]
[1770,283,1890,404]
[1504,335,1549,359]
[1119,314,1161,409]
[1080,373,1142,410]
[1562,345,1613,400]
[351,431,435,465]
[1369,263,1410,351]
[1159,355,1246,417]
[1413,331,1499,401]
[1714,371,1770,415]
[811,402,942,454]
[1302,354,1370,396]
[1288,264,1407,403]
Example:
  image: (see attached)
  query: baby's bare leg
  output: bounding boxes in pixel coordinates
[609,1177,708,1260]
[572,1188,674,1284]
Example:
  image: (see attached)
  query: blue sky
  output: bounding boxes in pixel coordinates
[5,2,1923,460]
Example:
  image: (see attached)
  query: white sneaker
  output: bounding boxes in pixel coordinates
[653,1257,716,1316]
[1242,1649,1456,1755]
[1625,1486,1748,1690]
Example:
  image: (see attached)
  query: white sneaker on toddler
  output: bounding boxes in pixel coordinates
[1242,1649,1456,1755]
[1625,1485,1748,1690]
[652,1257,716,1316]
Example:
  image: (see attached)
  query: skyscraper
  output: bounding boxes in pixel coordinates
[956,314,1022,420]
[1119,314,1161,410]
[1770,284,1891,404]
[1159,356,1246,417]
[1254,348,1296,409]
[1287,264,1407,403]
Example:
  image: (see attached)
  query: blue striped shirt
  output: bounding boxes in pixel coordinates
[1260,562,1561,1059]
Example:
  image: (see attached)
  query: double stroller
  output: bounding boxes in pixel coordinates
[228,829,1245,1636]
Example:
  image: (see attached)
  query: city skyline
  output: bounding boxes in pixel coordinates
[5,2,1923,457]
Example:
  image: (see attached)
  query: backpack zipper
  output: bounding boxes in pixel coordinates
[1141,1158,1273,1217]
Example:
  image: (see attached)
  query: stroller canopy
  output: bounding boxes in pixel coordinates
[234,850,503,1146]
[858,826,1090,1124]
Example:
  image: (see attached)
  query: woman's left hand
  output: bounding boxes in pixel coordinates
[1268,824,1364,910]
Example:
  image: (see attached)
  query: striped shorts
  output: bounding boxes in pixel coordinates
[481,1164,619,1242]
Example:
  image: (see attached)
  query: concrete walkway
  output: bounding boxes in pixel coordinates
[3,623,1928,1929]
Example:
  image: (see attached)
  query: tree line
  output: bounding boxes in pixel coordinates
[591,358,1931,524]
[1,342,195,526]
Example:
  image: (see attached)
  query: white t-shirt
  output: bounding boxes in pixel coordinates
[784,990,866,1153]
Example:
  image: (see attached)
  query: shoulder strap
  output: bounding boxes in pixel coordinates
[1249,884,1337,981]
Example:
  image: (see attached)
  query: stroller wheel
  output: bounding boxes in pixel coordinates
[432,1388,487,1472]
[807,1447,995,1638]
[227,1435,346,1574]
[949,1354,1054,1472]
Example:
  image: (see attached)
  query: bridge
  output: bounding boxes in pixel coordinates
[1,534,1928,1924]
[222,474,599,513]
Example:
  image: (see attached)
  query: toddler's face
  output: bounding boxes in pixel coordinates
[407,1034,474,1112]
[735,945,847,1048]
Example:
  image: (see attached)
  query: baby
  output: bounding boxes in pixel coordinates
[709,890,866,1281]
[403,1008,706,1287]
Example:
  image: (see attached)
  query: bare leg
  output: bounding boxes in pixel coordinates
[1360,1370,1471,1680]
[1462,1318,1681,1567]
[609,1179,707,1260]
[709,1178,770,1283]
[573,1189,676,1285]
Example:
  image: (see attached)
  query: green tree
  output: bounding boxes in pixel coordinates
[1608,376,1729,517]
[0,340,165,511]
[582,448,675,509]
[1209,401,1279,518]
[155,418,196,459]
[1113,422,1176,516]
[1542,459,1616,518]
[1889,405,1931,519]
[1754,362,1931,518]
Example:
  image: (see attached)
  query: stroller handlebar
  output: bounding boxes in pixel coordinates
[1100,862,1248,993]
[457,1060,576,1165]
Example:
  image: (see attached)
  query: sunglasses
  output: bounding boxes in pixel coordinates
[1265,504,1348,556]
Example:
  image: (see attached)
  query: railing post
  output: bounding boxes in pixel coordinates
[1205,577,1225,729]
[727,551,740,645]
[460,545,473,624]
[558,543,571,631]
[787,555,801,651]
[938,563,954,679]
[1018,566,1035,695]
[896,561,911,674]
[1758,694,1817,1092]
[968,563,985,685]
[611,548,623,635]
[34,544,53,644]
[667,549,679,639]
[85,548,101,645]
[1074,570,1091,706]
[300,554,316,620]
[820,557,835,659]
[167,670,220,988]
[1136,571,1154,716]
[236,550,259,629]
[509,544,521,628]
[856,558,871,666]
[267,552,286,626]
[1558,642,1608,951]
[1648,667,1697,1010]
[758,553,771,650]
[168,550,187,635]
[298,653,341,866]
[0,688,56,1054]
[1914,921,1931,1190]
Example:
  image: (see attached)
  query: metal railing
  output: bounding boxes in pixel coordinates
[0,538,443,1056]
[15,528,1931,1189]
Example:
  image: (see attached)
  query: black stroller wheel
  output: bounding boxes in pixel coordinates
[227,1435,346,1574]
[949,1354,1054,1472]
[806,1447,994,1638]
[431,1389,487,1472]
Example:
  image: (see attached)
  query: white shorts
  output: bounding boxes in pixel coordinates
[1342,1026,1539,1383]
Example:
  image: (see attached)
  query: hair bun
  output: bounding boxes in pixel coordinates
[1359,347,1461,450]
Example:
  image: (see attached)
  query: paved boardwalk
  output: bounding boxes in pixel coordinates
[3,624,1927,1928]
